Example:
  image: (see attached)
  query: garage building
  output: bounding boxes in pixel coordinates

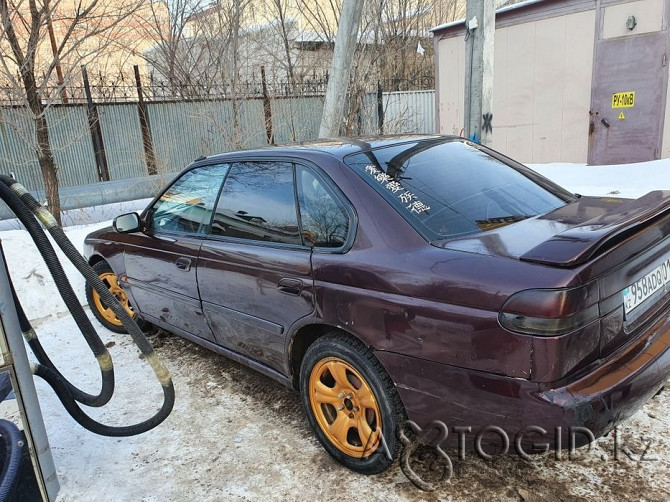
[431,0,670,164]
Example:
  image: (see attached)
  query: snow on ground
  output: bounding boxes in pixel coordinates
[529,159,670,199]
[0,159,669,501]
[1,222,110,326]
[0,198,151,232]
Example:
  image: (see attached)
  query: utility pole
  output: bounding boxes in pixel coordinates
[319,0,365,138]
[464,0,495,145]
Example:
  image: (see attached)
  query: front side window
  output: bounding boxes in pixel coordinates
[147,164,228,234]
[211,161,301,245]
[296,166,349,248]
[345,139,571,241]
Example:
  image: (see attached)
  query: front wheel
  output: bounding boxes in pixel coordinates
[86,261,137,334]
[300,333,405,474]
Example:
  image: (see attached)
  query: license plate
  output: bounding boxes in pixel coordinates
[623,258,670,314]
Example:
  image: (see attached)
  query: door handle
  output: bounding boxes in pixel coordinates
[277,278,303,296]
[175,257,192,271]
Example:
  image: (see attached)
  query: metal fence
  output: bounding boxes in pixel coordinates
[0,106,99,190]
[0,72,434,106]
[0,90,436,193]
[376,89,436,134]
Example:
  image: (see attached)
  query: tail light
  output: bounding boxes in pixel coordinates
[499,282,600,336]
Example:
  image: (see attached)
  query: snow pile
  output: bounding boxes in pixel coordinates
[1,222,110,325]
[0,198,150,231]
[529,159,670,199]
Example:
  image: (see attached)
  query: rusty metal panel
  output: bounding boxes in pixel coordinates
[97,103,147,180]
[588,32,666,165]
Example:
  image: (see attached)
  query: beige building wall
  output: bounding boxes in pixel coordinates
[602,0,664,39]
[494,10,596,163]
[437,9,596,163]
[436,36,465,137]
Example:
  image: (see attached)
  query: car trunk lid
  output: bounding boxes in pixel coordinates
[520,190,670,267]
[438,191,670,383]
[435,191,670,267]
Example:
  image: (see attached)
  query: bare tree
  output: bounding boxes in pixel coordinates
[142,0,209,98]
[227,0,245,142]
[269,0,295,88]
[296,0,465,133]
[0,0,145,223]
[298,0,341,43]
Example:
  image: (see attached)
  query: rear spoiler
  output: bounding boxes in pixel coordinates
[520,191,670,267]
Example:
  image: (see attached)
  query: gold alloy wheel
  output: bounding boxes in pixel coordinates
[308,357,382,458]
[92,271,134,327]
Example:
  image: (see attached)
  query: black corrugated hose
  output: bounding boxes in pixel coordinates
[0,175,174,436]
[0,181,114,408]
[0,419,23,501]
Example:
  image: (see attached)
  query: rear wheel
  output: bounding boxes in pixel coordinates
[86,261,137,334]
[300,333,405,474]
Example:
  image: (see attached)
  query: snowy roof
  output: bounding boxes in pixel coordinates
[430,0,547,33]
[294,31,331,43]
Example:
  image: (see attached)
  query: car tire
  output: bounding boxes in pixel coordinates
[86,261,141,334]
[300,332,406,474]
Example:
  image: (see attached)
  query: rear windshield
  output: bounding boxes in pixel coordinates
[344,138,570,241]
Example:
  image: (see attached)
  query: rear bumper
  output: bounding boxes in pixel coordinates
[376,308,670,451]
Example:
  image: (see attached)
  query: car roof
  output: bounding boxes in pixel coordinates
[195,134,456,164]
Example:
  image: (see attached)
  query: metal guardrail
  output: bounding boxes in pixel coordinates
[0,173,177,220]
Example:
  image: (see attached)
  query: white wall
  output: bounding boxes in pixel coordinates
[437,9,596,163]
[602,0,664,39]
[436,36,465,137]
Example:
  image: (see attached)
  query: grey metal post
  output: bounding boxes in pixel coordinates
[319,0,365,138]
[0,242,59,501]
[261,66,275,145]
[134,65,158,176]
[81,65,110,181]
[377,81,384,135]
[464,0,495,145]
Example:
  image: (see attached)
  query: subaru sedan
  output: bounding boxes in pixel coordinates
[84,136,670,473]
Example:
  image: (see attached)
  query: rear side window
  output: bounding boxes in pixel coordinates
[211,161,302,245]
[296,166,349,248]
[344,139,568,241]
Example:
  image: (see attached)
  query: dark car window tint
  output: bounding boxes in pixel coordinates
[297,166,349,248]
[148,164,228,234]
[344,139,567,241]
[211,162,301,245]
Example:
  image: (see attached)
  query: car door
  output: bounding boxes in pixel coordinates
[122,163,228,342]
[197,160,316,370]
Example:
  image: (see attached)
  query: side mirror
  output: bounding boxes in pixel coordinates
[113,212,141,233]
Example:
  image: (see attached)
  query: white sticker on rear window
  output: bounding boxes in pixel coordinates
[363,165,431,214]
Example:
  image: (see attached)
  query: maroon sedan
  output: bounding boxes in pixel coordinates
[84,136,670,473]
